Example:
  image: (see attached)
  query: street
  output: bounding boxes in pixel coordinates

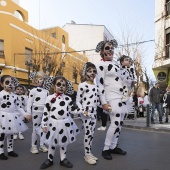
[0,119,170,170]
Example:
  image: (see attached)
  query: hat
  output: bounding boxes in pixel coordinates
[155,81,160,85]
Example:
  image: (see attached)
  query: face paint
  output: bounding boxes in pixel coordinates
[55,79,66,94]
[3,77,14,92]
[36,77,44,87]
[103,42,114,61]
[86,67,97,82]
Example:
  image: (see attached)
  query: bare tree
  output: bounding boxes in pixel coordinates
[24,28,64,76]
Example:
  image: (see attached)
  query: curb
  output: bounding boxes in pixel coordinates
[122,124,170,133]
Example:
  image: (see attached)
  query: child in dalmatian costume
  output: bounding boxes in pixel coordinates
[40,76,83,169]
[0,75,30,160]
[95,40,130,160]
[118,55,136,102]
[13,85,28,140]
[76,62,100,165]
[118,55,136,115]
[27,72,49,154]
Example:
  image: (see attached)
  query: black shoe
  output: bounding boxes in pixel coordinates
[8,151,18,157]
[60,158,73,168]
[160,121,163,124]
[40,159,53,169]
[151,121,155,124]
[110,147,127,155]
[0,153,8,160]
[102,150,112,160]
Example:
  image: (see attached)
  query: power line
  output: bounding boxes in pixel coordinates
[14,39,155,56]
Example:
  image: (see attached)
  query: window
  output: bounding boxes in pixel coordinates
[62,35,65,44]
[0,40,4,58]
[166,0,170,16]
[25,48,32,65]
[52,32,56,38]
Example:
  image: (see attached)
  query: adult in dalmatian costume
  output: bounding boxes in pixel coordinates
[27,71,49,154]
[95,40,132,160]
[40,76,83,169]
[76,62,100,165]
[0,75,30,160]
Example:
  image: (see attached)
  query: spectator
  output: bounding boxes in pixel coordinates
[149,82,163,124]
[143,91,150,117]
[138,95,144,117]
[163,86,170,123]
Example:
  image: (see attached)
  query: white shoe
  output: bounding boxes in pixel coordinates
[13,134,17,140]
[97,126,106,131]
[39,145,48,153]
[30,146,39,154]
[84,155,97,165]
[89,153,98,161]
[19,133,24,140]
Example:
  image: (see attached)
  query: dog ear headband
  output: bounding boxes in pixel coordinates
[95,39,118,53]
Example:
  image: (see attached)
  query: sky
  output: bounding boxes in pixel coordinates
[19,0,155,80]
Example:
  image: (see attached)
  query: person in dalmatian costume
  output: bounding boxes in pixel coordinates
[117,55,136,116]
[27,71,49,154]
[95,40,131,160]
[0,75,30,160]
[40,76,83,169]
[13,85,28,140]
[117,55,136,102]
[76,62,100,165]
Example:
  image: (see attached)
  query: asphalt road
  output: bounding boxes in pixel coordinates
[0,119,170,170]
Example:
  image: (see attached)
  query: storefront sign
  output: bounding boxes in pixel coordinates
[157,72,167,81]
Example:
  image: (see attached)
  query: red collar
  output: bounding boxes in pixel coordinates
[51,93,62,103]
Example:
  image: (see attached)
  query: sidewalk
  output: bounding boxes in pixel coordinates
[123,117,170,133]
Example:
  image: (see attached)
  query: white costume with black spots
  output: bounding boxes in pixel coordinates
[120,66,135,114]
[96,60,128,150]
[27,87,49,146]
[0,90,28,154]
[76,82,100,155]
[15,94,28,120]
[41,93,81,161]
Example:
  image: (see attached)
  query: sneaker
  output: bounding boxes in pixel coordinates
[89,153,98,161]
[97,126,106,131]
[8,151,18,157]
[60,158,73,168]
[13,134,17,140]
[0,153,8,160]
[19,133,24,140]
[110,147,126,155]
[84,155,97,165]
[102,150,112,160]
[40,159,53,169]
[39,145,48,153]
[30,145,39,154]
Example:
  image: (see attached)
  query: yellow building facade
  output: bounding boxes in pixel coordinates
[0,0,87,90]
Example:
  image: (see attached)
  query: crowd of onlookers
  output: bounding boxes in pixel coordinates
[125,81,170,124]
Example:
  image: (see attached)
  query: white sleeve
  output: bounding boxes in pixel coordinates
[96,63,107,105]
